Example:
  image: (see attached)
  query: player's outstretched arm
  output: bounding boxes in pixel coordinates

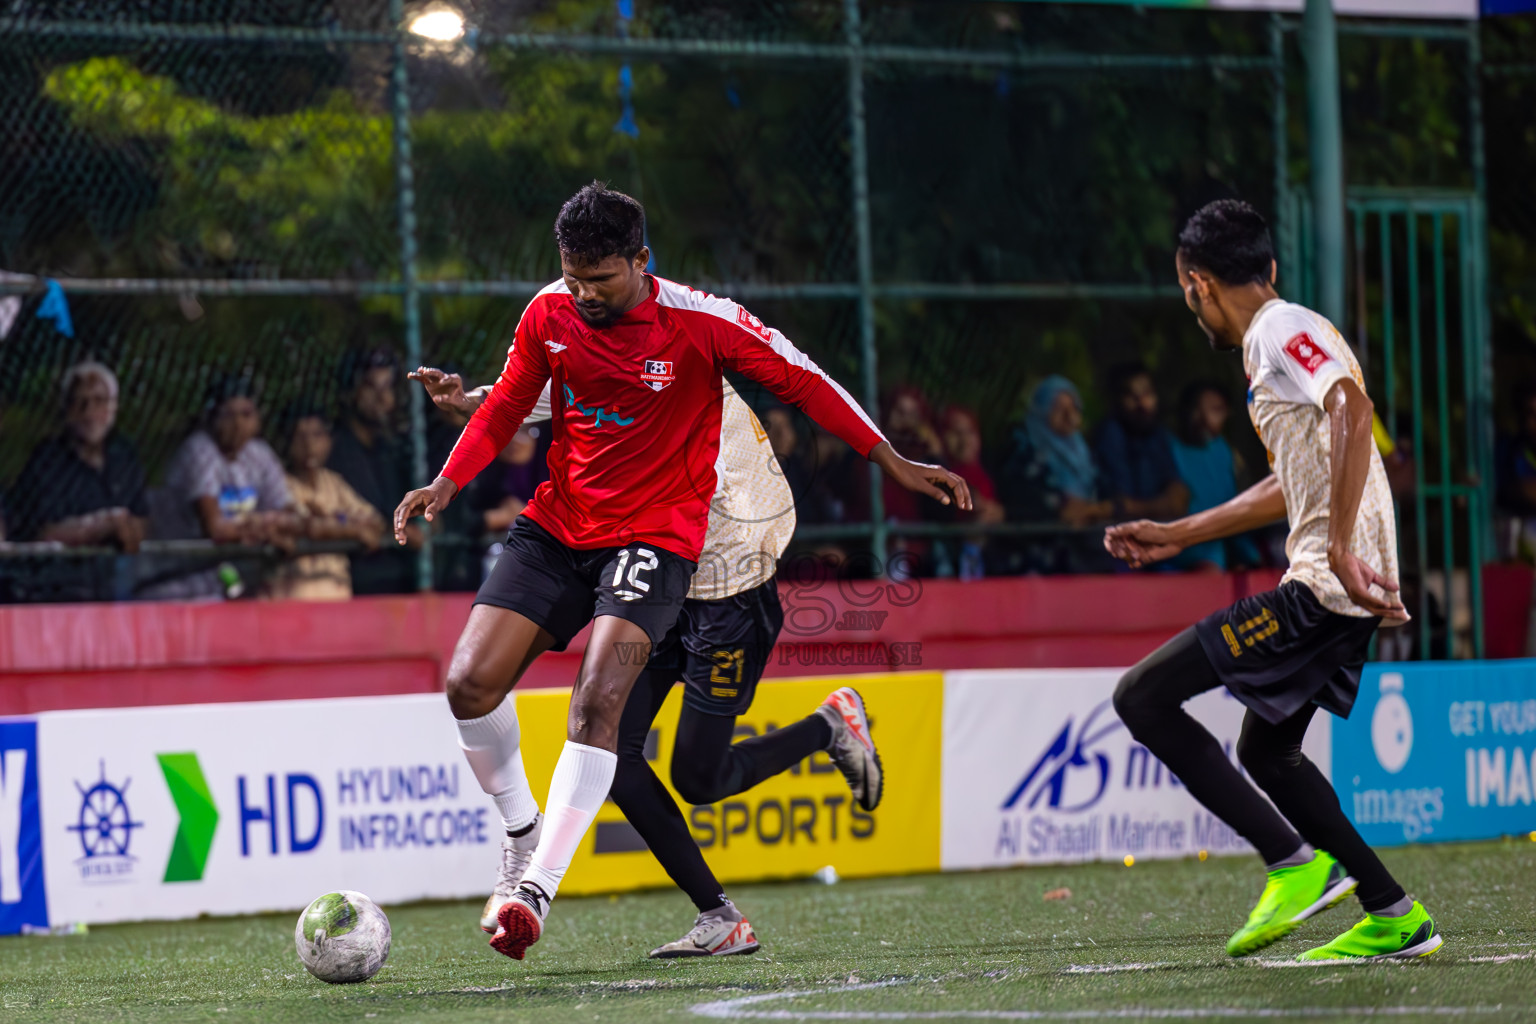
[712,301,969,511]
[1324,378,1409,620]
[1104,474,1286,569]
[393,477,459,545]
[870,441,972,510]
[409,366,486,416]
[411,366,552,424]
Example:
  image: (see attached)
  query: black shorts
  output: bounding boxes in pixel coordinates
[1194,580,1380,724]
[475,516,695,650]
[646,580,784,716]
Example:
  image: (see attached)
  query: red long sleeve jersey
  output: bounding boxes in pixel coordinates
[441,275,887,561]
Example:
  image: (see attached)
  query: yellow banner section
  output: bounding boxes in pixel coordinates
[514,672,942,896]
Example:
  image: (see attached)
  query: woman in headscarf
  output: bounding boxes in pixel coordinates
[997,376,1115,573]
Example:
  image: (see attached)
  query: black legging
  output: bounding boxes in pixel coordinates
[1113,627,1405,913]
[607,667,831,912]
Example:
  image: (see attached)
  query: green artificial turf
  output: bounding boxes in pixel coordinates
[3,839,1533,1023]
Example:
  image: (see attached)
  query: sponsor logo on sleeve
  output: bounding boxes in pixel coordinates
[640,360,675,392]
[1283,332,1334,375]
[736,307,774,343]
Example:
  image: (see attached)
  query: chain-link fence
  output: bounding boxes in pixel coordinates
[0,2,1530,653]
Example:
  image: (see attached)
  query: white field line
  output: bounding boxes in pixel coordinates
[690,981,1510,1020]
[1251,951,1535,969]
[691,956,1533,1022]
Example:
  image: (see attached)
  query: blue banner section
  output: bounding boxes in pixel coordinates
[0,720,50,934]
[1334,662,1536,847]
[1484,0,1536,14]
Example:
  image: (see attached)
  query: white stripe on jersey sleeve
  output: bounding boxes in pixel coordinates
[652,276,886,441]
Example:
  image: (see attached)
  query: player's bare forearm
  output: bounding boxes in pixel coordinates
[1105,476,1283,569]
[869,441,973,510]
[1166,475,1287,548]
[1324,378,1374,566]
[393,476,459,545]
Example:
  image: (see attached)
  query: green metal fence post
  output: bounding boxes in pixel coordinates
[1380,212,1394,435]
[1406,214,1430,657]
[1459,211,1485,659]
[844,0,886,570]
[1270,13,1289,286]
[1432,212,1455,652]
[390,0,432,591]
[1467,25,1491,658]
[1303,0,1346,328]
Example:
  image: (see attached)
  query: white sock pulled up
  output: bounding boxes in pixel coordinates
[455,695,541,833]
[519,741,617,902]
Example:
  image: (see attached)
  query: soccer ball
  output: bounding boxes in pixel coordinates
[294,890,391,983]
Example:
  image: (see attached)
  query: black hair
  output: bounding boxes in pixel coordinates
[554,181,646,266]
[1106,361,1152,400]
[204,371,258,418]
[338,347,398,393]
[277,399,330,446]
[1177,199,1275,286]
[1177,380,1230,439]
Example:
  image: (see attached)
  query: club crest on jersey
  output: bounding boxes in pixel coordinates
[640,359,675,392]
[1283,332,1333,376]
[736,307,773,343]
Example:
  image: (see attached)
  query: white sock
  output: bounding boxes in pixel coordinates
[519,741,616,902]
[455,695,540,832]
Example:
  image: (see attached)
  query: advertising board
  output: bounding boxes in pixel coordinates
[36,696,497,926]
[18,673,941,928]
[941,669,1331,870]
[0,719,48,933]
[515,673,944,895]
[1334,661,1536,846]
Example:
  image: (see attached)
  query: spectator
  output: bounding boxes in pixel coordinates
[997,375,1114,573]
[1169,381,1258,571]
[880,386,945,576]
[937,405,1003,580]
[780,424,872,578]
[803,426,869,525]
[471,426,549,536]
[328,348,417,593]
[141,375,297,600]
[159,375,296,547]
[268,408,384,601]
[1000,376,1111,526]
[1093,362,1189,522]
[938,406,1003,525]
[763,404,813,504]
[8,361,148,550]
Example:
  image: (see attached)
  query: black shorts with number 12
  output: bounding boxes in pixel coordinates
[475,515,696,649]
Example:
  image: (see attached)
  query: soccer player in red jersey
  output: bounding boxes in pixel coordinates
[394,183,969,961]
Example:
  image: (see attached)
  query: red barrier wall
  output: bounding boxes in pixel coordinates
[0,571,1284,714]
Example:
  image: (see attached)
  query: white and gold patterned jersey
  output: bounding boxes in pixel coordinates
[1242,298,1399,618]
[514,380,793,601]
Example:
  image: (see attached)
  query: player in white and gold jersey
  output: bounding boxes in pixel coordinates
[410,367,879,960]
[1103,201,1440,963]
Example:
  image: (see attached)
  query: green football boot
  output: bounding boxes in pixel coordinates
[1226,851,1357,957]
[1297,901,1442,962]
